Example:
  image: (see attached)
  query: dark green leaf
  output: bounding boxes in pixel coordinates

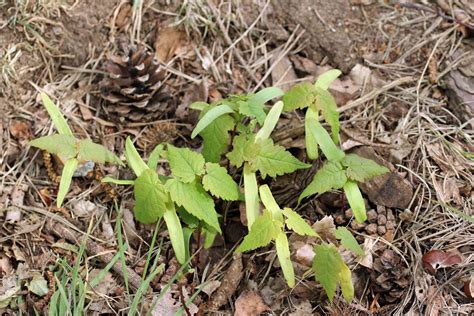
[299,160,347,202]
[200,114,235,163]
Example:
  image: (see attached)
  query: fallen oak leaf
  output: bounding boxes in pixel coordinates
[234,290,269,316]
[422,249,463,274]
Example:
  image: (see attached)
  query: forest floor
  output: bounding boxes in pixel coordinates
[0,0,473,315]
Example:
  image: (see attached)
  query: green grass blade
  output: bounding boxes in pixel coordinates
[191,104,234,139]
[101,177,135,185]
[275,231,295,288]
[57,158,78,207]
[114,201,130,301]
[129,264,165,316]
[306,118,344,161]
[255,101,284,141]
[163,206,186,264]
[243,164,259,229]
[41,92,73,136]
[258,185,282,221]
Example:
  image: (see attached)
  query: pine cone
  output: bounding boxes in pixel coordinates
[370,248,410,304]
[100,47,175,122]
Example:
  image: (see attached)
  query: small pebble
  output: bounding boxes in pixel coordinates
[367,209,378,223]
[377,225,387,235]
[377,214,387,225]
[365,223,378,235]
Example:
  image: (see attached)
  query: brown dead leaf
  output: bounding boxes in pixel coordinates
[115,2,132,30]
[9,120,32,143]
[312,216,336,243]
[289,55,318,75]
[271,55,297,92]
[154,26,188,63]
[328,77,360,106]
[234,290,269,316]
[463,276,473,299]
[422,249,463,274]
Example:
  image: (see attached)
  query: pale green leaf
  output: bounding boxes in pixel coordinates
[192,104,234,138]
[339,263,354,302]
[248,87,284,107]
[189,101,209,111]
[203,227,218,249]
[335,227,364,257]
[255,101,284,141]
[238,101,266,125]
[235,211,279,252]
[343,181,366,223]
[77,139,123,165]
[275,232,295,288]
[57,158,78,207]
[299,160,347,202]
[306,118,344,161]
[134,169,168,224]
[305,107,319,160]
[313,243,344,302]
[282,82,316,111]
[147,144,164,170]
[200,114,235,163]
[226,134,260,168]
[259,185,282,221]
[125,137,148,177]
[101,177,134,185]
[282,208,317,236]
[251,138,311,178]
[163,206,186,264]
[40,92,73,136]
[165,179,221,233]
[29,134,77,160]
[314,69,342,90]
[202,163,239,200]
[244,164,260,228]
[315,87,340,144]
[342,154,389,182]
[167,145,205,183]
[28,273,49,297]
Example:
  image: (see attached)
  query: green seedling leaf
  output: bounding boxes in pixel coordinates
[57,158,78,207]
[299,160,347,202]
[305,107,319,160]
[235,211,279,252]
[238,100,266,125]
[147,144,164,170]
[165,179,221,233]
[251,138,310,178]
[315,87,340,144]
[163,206,186,264]
[101,177,134,185]
[192,104,234,138]
[227,134,261,168]
[259,185,282,220]
[306,118,344,161]
[343,181,366,223]
[125,137,149,177]
[203,227,217,249]
[29,134,77,160]
[314,69,342,90]
[40,92,73,136]
[248,86,284,107]
[282,208,317,236]
[189,101,209,111]
[339,261,354,302]
[335,227,364,257]
[275,231,295,288]
[167,145,205,183]
[134,169,168,224]
[255,101,284,141]
[342,154,389,182]
[282,82,316,111]
[202,162,239,200]
[200,114,235,163]
[77,139,123,165]
[244,164,260,228]
[183,227,194,263]
[313,243,353,302]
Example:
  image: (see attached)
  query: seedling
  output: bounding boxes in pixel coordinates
[29,93,123,207]
[103,138,240,264]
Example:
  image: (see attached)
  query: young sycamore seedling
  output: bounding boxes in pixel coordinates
[29,93,123,207]
[103,138,240,264]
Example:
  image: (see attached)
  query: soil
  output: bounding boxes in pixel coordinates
[1,0,473,315]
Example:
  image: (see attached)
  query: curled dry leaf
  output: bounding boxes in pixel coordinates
[295,244,315,267]
[154,26,188,63]
[422,249,463,275]
[234,290,270,316]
